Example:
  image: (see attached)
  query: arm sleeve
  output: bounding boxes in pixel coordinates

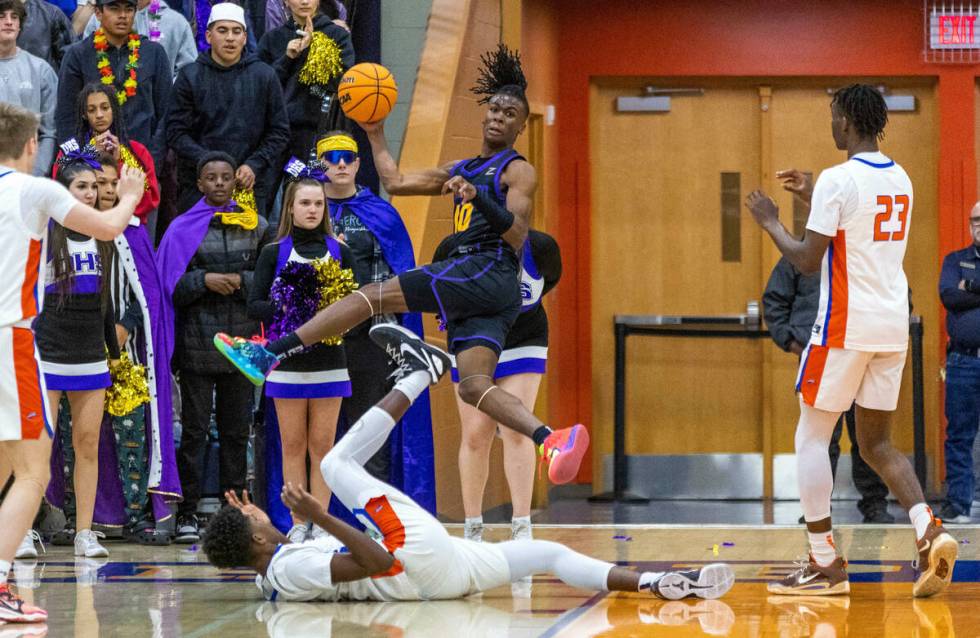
[939,252,980,312]
[762,258,798,351]
[172,268,208,307]
[130,141,160,222]
[118,290,143,334]
[172,16,198,72]
[531,232,562,296]
[239,221,273,300]
[244,69,291,174]
[805,168,849,237]
[33,64,59,176]
[55,46,84,146]
[332,26,355,68]
[339,242,369,286]
[149,46,172,161]
[247,242,278,322]
[270,549,335,601]
[51,10,75,70]
[165,71,209,163]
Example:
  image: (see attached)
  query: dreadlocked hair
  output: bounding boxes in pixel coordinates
[831,84,888,142]
[471,43,528,112]
[202,506,254,569]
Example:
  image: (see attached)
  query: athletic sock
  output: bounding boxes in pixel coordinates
[393,370,431,403]
[532,426,553,447]
[638,571,666,592]
[464,516,483,527]
[512,515,531,527]
[807,530,838,566]
[266,332,304,359]
[0,559,10,585]
[909,503,933,540]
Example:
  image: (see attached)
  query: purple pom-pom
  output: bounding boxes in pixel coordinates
[268,261,322,342]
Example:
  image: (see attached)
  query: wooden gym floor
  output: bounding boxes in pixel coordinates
[5,523,977,637]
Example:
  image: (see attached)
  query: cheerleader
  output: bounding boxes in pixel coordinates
[55,82,160,229]
[247,158,356,542]
[35,140,121,558]
[442,230,562,543]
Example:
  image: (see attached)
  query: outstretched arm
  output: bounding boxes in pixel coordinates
[745,190,831,275]
[281,482,395,583]
[63,165,145,241]
[359,120,453,196]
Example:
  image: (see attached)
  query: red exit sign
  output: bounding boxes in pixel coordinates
[930,10,980,49]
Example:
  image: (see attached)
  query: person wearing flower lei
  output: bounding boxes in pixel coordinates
[55,0,172,167]
[257,0,354,163]
[53,82,160,227]
[242,157,359,542]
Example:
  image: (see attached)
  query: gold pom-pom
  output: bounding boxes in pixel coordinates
[313,256,359,346]
[105,352,150,417]
[298,32,344,87]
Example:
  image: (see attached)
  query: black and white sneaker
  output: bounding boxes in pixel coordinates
[645,563,736,600]
[174,514,201,544]
[369,323,451,385]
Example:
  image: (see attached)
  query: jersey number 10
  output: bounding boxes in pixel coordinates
[454,202,473,232]
[873,194,909,242]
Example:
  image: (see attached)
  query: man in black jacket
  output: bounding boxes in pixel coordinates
[764,256,894,523]
[18,0,74,70]
[166,2,289,218]
[55,0,170,163]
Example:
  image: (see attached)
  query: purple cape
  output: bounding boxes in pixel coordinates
[156,197,236,300]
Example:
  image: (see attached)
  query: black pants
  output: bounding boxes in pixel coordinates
[177,371,254,515]
[338,331,393,481]
[828,406,890,514]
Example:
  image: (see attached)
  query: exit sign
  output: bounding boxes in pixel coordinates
[929,8,980,48]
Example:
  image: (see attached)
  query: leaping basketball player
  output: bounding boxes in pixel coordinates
[214,44,589,485]
[204,324,736,602]
[0,102,145,623]
[746,84,956,598]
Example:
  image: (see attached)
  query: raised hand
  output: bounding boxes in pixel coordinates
[116,164,145,202]
[442,175,476,202]
[281,482,323,522]
[225,489,271,525]
[745,189,780,230]
[775,168,814,204]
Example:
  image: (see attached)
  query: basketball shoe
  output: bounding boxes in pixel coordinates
[767,556,850,596]
[539,425,590,485]
[912,519,958,598]
[368,323,450,384]
[643,564,736,600]
[213,334,279,386]
[0,584,46,623]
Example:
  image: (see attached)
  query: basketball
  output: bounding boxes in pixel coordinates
[338,63,398,124]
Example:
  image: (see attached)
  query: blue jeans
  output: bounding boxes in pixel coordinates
[944,352,980,514]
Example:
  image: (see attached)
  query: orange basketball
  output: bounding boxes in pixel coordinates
[338,63,398,124]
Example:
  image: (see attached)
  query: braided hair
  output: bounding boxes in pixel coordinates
[202,506,254,569]
[471,43,529,115]
[831,84,888,142]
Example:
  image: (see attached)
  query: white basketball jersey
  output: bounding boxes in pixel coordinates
[806,152,912,352]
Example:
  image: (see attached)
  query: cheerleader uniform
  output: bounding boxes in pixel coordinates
[438,230,562,382]
[35,229,120,390]
[249,227,355,399]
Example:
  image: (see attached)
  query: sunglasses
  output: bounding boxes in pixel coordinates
[321,150,358,165]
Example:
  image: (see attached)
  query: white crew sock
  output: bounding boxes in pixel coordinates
[393,370,430,403]
[909,503,933,540]
[512,515,531,527]
[0,559,10,585]
[807,530,838,566]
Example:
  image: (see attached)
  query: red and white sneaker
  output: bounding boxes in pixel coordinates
[539,425,590,485]
[0,584,47,623]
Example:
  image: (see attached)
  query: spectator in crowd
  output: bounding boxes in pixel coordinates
[0,0,58,174]
[189,0,256,54]
[265,0,346,35]
[764,255,894,523]
[257,0,354,164]
[248,160,356,543]
[938,202,980,524]
[166,2,288,217]
[55,0,171,164]
[82,0,197,76]
[56,82,159,224]
[18,0,74,69]
[156,151,271,544]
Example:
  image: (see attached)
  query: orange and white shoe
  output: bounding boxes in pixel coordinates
[539,424,590,485]
[767,555,850,596]
[0,584,47,623]
[913,519,958,598]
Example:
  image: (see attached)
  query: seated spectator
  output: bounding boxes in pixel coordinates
[55,82,159,223]
[0,0,58,174]
[938,202,980,524]
[55,0,170,165]
[18,0,74,69]
[257,0,353,163]
[166,2,288,217]
[82,0,197,76]
[156,151,271,545]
